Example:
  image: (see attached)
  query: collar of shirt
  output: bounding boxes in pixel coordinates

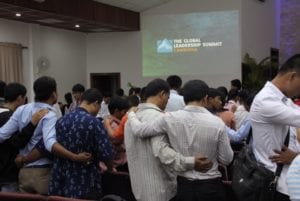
[138,103,163,113]
[183,105,211,114]
[170,89,179,95]
[34,102,55,111]
[265,81,288,104]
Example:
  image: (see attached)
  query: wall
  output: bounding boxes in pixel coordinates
[0,19,86,102]
[87,0,242,91]
[280,0,300,61]
[241,0,278,61]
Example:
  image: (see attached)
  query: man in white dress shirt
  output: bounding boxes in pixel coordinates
[125,79,213,201]
[165,75,185,112]
[127,79,233,201]
[250,54,300,201]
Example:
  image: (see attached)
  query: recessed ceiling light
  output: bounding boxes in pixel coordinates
[15,13,21,17]
[75,24,80,28]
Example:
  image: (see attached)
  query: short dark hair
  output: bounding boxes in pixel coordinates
[64,92,72,105]
[278,54,300,74]
[140,86,147,103]
[34,76,57,101]
[72,83,85,93]
[108,97,129,114]
[237,89,250,103]
[217,86,228,98]
[126,95,140,107]
[4,83,26,102]
[227,88,239,101]
[167,75,182,89]
[0,80,6,97]
[208,88,223,99]
[182,80,208,104]
[231,79,242,90]
[81,88,103,104]
[144,79,170,99]
[134,87,141,94]
[115,88,124,97]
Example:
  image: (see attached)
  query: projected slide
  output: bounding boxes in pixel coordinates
[142,10,240,77]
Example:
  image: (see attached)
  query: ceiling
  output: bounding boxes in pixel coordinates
[0,0,172,33]
[93,0,172,12]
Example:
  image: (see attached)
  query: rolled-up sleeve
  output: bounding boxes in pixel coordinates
[151,135,195,172]
[42,112,57,152]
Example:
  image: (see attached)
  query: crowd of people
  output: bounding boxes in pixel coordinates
[0,54,300,201]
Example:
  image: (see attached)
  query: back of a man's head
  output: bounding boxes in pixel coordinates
[0,80,7,98]
[231,79,242,90]
[4,83,27,102]
[182,80,209,104]
[166,75,182,90]
[34,76,57,102]
[72,83,85,93]
[144,79,170,100]
[81,88,103,104]
[115,88,124,97]
[278,54,300,75]
[108,97,129,115]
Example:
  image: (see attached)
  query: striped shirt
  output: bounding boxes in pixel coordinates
[287,155,300,201]
[125,103,195,201]
[127,105,233,181]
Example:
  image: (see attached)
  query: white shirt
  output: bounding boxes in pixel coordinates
[165,90,185,112]
[127,105,233,180]
[125,103,195,201]
[97,101,110,119]
[234,105,249,129]
[250,81,300,195]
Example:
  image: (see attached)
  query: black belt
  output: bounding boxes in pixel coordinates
[24,164,52,168]
[177,176,221,184]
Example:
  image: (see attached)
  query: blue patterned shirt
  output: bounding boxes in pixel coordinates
[49,107,113,199]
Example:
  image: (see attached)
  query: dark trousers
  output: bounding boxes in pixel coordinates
[275,191,290,201]
[174,176,226,201]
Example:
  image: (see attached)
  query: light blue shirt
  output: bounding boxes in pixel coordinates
[0,102,57,166]
[287,155,300,200]
[226,119,251,143]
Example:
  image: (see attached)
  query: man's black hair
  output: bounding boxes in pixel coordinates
[231,79,242,90]
[278,54,300,74]
[108,97,129,114]
[72,83,85,93]
[115,88,124,97]
[144,79,170,100]
[34,76,57,101]
[4,83,26,102]
[166,75,182,89]
[182,80,208,104]
[81,88,103,104]
[0,80,6,98]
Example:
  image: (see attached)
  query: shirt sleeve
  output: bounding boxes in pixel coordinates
[258,99,300,127]
[42,112,57,152]
[9,122,36,149]
[127,111,166,138]
[226,120,251,143]
[94,119,113,161]
[0,109,21,143]
[150,135,194,172]
[217,124,234,165]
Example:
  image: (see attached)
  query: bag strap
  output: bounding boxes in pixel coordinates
[274,128,290,177]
